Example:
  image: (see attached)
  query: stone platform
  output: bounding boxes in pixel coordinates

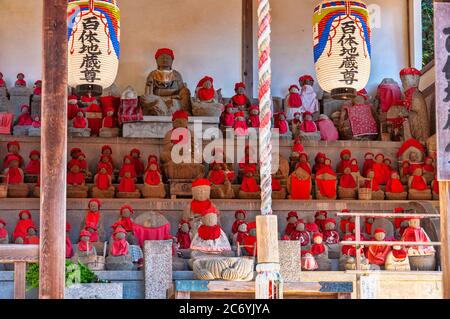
[122,116,220,139]
[0,198,439,245]
[0,135,404,174]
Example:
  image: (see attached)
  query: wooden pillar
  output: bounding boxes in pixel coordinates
[434,0,450,300]
[242,0,254,97]
[39,0,68,299]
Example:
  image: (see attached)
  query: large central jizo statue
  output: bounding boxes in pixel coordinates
[142,48,192,116]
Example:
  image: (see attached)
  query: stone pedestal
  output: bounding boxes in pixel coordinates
[65,283,123,299]
[278,240,301,282]
[123,116,220,139]
[30,95,41,117]
[144,240,172,299]
[0,87,10,112]
[8,87,31,116]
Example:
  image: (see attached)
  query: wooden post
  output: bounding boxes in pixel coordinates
[242,0,254,97]
[355,216,361,271]
[434,0,450,299]
[39,0,68,299]
[256,215,279,264]
[14,262,27,300]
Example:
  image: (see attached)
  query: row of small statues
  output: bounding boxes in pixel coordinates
[1,134,438,201]
[0,189,436,278]
[277,209,435,271]
[2,47,431,146]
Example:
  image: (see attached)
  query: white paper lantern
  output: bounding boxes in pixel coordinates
[313,1,371,99]
[68,0,120,95]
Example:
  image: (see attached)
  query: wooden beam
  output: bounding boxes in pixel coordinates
[242,0,254,97]
[434,0,450,300]
[39,0,68,299]
[14,262,27,300]
[0,245,39,263]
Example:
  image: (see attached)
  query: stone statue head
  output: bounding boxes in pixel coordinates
[115,231,126,240]
[313,235,323,244]
[181,223,190,233]
[27,227,36,236]
[374,231,386,241]
[15,237,24,244]
[202,212,218,227]
[156,53,174,70]
[408,218,421,229]
[295,222,305,232]
[88,200,99,212]
[400,74,420,90]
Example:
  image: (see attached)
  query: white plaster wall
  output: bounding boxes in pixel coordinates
[252,0,410,99]
[0,0,410,99]
[0,0,242,97]
[0,0,43,88]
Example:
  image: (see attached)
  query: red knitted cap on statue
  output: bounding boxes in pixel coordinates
[0,219,6,226]
[313,232,323,239]
[130,148,140,155]
[235,209,247,218]
[299,75,314,82]
[7,141,20,150]
[374,228,387,235]
[29,150,40,158]
[325,218,336,225]
[192,178,211,188]
[88,198,102,209]
[287,211,299,220]
[5,154,20,166]
[113,226,127,235]
[289,84,300,91]
[197,76,214,88]
[340,149,352,158]
[79,230,91,238]
[400,67,421,77]
[397,138,426,157]
[155,48,174,60]
[235,82,246,90]
[315,210,327,217]
[303,111,313,117]
[394,207,404,213]
[172,110,189,121]
[120,205,134,216]
[19,210,32,219]
[248,105,259,112]
[102,145,112,153]
[235,111,245,118]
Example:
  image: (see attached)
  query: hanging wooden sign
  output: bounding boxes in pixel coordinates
[435,1,450,180]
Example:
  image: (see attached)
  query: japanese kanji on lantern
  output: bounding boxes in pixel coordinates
[313,0,371,99]
[67,0,120,96]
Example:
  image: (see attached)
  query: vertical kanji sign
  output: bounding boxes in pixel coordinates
[435,1,450,180]
[435,0,450,300]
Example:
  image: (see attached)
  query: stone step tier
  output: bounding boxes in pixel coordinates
[0,198,439,244]
[0,135,404,174]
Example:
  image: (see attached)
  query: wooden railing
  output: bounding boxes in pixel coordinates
[0,245,39,299]
[337,208,441,271]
